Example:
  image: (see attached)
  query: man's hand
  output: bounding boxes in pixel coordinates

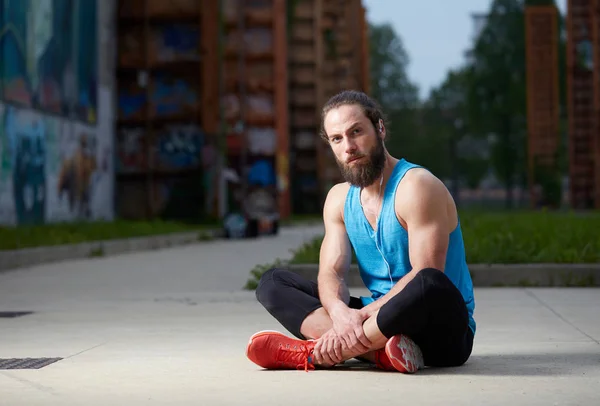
[330,305,371,354]
[312,329,344,366]
[312,306,372,366]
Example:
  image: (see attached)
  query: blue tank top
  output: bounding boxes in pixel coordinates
[343,159,476,334]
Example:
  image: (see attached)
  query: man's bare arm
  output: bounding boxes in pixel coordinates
[315,183,372,357]
[359,170,451,317]
[317,183,353,317]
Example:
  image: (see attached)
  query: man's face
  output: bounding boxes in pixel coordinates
[323,104,386,188]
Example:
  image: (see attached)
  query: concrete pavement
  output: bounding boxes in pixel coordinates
[0,225,598,405]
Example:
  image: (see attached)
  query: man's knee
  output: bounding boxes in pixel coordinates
[416,267,452,295]
[417,267,445,283]
[255,267,289,305]
[255,267,277,302]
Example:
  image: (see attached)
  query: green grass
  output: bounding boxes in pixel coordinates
[0,219,220,251]
[280,214,323,226]
[457,210,600,264]
[0,214,325,252]
[243,209,600,289]
[288,210,600,264]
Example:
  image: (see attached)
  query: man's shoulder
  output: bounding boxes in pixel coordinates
[395,166,457,231]
[395,167,450,211]
[323,182,352,220]
[326,182,352,202]
[399,167,445,194]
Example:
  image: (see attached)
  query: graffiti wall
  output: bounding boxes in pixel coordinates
[0,0,113,225]
[1,0,98,122]
[0,102,112,225]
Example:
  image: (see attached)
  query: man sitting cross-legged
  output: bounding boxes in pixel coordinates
[245,90,476,373]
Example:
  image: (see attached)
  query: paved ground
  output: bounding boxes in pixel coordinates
[0,225,598,405]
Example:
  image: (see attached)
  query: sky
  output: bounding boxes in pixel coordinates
[362,0,567,100]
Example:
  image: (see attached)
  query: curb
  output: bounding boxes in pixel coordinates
[287,263,600,287]
[0,229,223,273]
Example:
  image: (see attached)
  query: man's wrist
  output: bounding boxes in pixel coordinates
[358,304,376,319]
[325,300,349,319]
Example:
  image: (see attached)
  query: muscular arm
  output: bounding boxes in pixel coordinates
[317,184,353,318]
[359,170,451,317]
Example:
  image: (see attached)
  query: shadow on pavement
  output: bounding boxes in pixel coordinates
[418,351,600,376]
[291,351,600,376]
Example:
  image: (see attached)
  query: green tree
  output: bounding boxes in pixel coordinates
[467,0,527,208]
[466,0,565,208]
[369,23,419,108]
[420,67,490,201]
[416,90,452,180]
[368,23,421,160]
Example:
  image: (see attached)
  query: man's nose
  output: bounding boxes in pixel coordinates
[344,137,357,154]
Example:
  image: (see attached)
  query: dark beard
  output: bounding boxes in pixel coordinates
[336,137,386,188]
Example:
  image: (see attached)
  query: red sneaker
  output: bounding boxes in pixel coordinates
[384,334,424,373]
[373,348,396,371]
[246,330,316,372]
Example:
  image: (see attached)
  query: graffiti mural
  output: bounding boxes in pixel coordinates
[1,0,74,113]
[117,80,145,122]
[74,0,98,123]
[0,0,97,121]
[0,104,111,225]
[116,127,146,173]
[248,159,276,187]
[92,87,114,221]
[149,25,200,64]
[150,73,198,118]
[0,0,111,226]
[48,121,111,221]
[0,106,46,224]
[155,124,204,171]
[0,102,17,223]
[1,0,33,106]
[52,124,97,219]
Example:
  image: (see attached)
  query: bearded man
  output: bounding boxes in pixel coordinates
[246,90,476,373]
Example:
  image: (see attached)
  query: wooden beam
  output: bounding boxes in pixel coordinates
[314,0,327,207]
[524,5,560,208]
[566,0,596,208]
[592,0,600,208]
[360,5,370,94]
[274,0,291,218]
[201,0,219,137]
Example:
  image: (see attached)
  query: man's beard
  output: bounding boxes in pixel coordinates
[336,137,386,188]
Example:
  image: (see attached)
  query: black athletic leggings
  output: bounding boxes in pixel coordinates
[255,267,474,367]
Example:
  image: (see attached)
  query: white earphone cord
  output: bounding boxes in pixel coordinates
[359,172,393,288]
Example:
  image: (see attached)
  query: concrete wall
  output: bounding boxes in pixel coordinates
[0,0,115,225]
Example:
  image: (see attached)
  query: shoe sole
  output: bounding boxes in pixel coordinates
[384,335,424,373]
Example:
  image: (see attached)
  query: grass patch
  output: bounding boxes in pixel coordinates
[287,210,600,265]
[0,219,220,251]
[244,209,600,289]
[88,246,105,258]
[280,214,322,226]
[1,214,322,252]
[244,258,288,290]
[459,210,600,264]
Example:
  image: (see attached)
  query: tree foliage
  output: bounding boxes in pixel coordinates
[366,0,566,208]
[466,0,566,207]
[368,23,420,160]
[368,23,420,108]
